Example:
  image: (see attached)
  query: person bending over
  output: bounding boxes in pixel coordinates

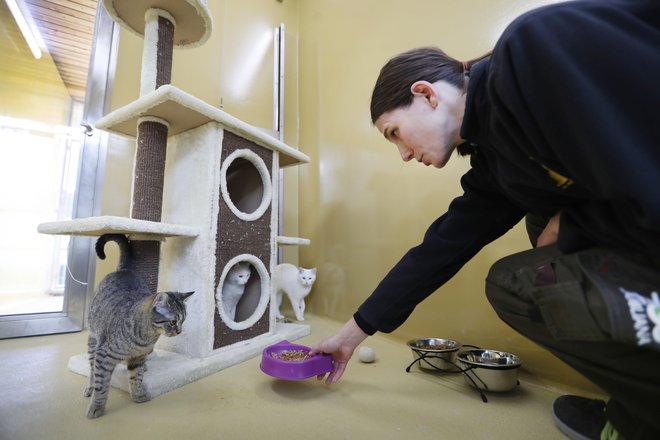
[312,1,660,439]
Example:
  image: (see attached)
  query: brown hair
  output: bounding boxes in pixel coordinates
[370,47,490,124]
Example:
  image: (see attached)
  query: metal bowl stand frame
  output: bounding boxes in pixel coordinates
[405,345,519,403]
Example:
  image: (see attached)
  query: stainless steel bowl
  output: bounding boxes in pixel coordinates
[406,338,462,371]
[457,349,522,392]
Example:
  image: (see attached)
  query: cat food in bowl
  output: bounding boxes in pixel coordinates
[457,349,522,392]
[407,338,462,371]
[260,340,333,380]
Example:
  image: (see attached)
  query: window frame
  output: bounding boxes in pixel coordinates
[0,5,119,339]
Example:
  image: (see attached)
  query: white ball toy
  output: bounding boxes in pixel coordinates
[358,346,376,363]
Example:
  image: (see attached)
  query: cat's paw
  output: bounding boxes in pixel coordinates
[83,387,92,397]
[86,403,105,419]
[131,391,152,403]
[295,316,305,321]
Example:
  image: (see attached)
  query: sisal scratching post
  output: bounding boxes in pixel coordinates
[132,118,169,222]
[131,240,161,294]
[140,9,176,96]
[130,7,176,293]
[130,116,169,293]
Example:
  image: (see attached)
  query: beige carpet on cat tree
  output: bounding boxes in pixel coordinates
[38,0,311,398]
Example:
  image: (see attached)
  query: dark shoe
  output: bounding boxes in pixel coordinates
[552,395,607,440]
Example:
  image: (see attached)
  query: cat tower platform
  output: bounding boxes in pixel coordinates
[38,0,314,399]
[94,85,308,168]
[37,215,199,239]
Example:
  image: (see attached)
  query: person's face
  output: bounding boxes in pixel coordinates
[375,80,464,168]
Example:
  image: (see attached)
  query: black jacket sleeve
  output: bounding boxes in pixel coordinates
[354,155,524,334]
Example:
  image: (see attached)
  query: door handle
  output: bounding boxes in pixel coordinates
[81,122,94,137]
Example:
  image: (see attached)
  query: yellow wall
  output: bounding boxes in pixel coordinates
[297,0,601,394]
[99,0,601,394]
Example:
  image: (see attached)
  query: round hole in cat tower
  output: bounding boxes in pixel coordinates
[216,254,270,331]
[220,149,272,221]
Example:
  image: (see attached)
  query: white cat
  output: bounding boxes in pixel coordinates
[273,263,317,321]
[218,262,251,321]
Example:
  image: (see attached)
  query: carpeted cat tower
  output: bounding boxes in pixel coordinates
[38,0,311,398]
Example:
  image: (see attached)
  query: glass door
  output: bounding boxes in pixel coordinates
[0,0,117,337]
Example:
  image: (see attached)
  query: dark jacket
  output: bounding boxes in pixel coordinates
[355,0,660,335]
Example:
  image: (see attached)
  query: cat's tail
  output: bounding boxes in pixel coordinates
[95,234,134,271]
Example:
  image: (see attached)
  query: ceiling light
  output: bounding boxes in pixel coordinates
[4,0,42,59]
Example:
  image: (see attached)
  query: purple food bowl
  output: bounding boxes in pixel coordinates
[260,340,334,380]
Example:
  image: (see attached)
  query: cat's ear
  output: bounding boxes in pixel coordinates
[153,292,168,306]
[176,291,195,302]
[311,268,317,274]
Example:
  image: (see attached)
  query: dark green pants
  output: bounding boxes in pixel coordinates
[485,244,660,440]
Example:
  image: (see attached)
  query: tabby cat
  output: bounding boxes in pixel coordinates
[84,234,194,418]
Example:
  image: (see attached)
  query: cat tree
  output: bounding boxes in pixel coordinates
[37,0,311,397]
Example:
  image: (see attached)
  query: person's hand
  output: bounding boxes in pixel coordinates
[537,211,561,247]
[310,317,368,385]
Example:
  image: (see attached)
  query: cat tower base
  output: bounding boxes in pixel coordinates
[67,322,310,398]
